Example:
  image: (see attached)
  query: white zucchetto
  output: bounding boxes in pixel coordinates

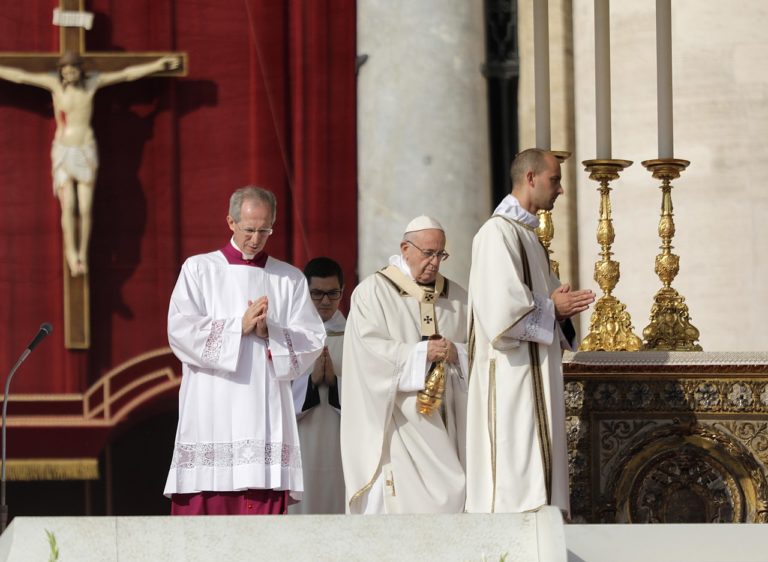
[403,215,444,235]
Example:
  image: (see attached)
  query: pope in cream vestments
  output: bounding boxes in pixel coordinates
[341,216,469,514]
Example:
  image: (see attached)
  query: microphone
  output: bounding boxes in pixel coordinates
[26,323,53,352]
[1,322,53,534]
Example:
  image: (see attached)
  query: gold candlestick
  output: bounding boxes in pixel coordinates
[536,150,571,278]
[579,159,642,352]
[536,206,559,277]
[641,158,701,351]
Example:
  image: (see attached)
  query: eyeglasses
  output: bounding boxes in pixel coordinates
[404,240,450,262]
[310,289,342,301]
[235,223,273,238]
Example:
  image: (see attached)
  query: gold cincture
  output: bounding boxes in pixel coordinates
[579,159,642,352]
[641,158,701,351]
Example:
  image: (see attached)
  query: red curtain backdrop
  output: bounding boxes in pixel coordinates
[0,0,357,394]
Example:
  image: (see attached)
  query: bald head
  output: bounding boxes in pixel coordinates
[510,149,553,190]
[509,149,563,214]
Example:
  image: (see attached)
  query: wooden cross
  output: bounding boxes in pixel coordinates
[0,0,187,350]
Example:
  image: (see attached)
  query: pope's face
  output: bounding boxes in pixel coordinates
[400,228,447,284]
[308,276,343,322]
[227,200,273,255]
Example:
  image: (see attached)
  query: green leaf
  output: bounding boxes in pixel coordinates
[45,529,60,562]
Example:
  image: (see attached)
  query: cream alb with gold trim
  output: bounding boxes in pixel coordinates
[341,254,469,514]
[465,194,570,514]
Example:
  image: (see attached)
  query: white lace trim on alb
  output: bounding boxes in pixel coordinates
[170,439,302,470]
[202,319,225,363]
[507,293,555,346]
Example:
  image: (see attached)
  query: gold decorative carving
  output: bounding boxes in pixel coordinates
[564,359,768,523]
[578,160,642,351]
[600,419,656,467]
[570,378,768,414]
[609,423,768,523]
[714,421,768,466]
[641,159,702,351]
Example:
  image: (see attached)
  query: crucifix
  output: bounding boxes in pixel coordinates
[0,0,187,349]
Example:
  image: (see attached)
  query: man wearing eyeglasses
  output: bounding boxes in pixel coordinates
[341,216,469,514]
[465,149,595,517]
[164,186,326,515]
[289,257,346,514]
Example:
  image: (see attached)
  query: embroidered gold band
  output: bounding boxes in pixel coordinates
[6,458,99,481]
[378,265,445,338]
[519,237,553,504]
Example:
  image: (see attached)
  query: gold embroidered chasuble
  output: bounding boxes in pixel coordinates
[340,266,468,513]
[465,215,570,514]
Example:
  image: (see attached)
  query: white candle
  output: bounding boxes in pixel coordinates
[533,0,551,150]
[594,0,611,159]
[656,0,673,158]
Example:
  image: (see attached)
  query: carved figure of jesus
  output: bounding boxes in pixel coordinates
[0,51,180,275]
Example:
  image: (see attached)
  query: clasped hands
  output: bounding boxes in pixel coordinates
[242,296,269,339]
[427,336,458,364]
[551,284,595,321]
[310,347,336,386]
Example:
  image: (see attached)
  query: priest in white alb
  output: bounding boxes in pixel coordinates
[289,257,346,514]
[465,149,595,515]
[164,186,326,515]
[341,216,469,514]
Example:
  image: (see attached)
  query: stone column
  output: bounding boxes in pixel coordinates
[357,0,490,287]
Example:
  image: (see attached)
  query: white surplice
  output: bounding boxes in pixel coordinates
[341,258,469,514]
[288,310,346,514]
[465,195,570,515]
[163,249,325,497]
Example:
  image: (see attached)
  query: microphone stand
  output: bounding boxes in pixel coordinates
[1,347,33,534]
